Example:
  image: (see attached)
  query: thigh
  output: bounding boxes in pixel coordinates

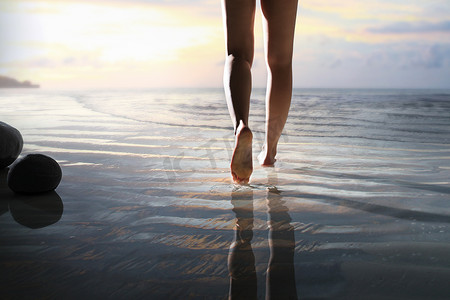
[261,0,298,65]
[222,0,256,63]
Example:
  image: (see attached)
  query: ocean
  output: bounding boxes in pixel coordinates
[1,88,449,299]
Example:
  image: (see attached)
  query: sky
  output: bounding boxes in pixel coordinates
[1,0,450,89]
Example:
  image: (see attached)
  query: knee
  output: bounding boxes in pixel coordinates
[226,53,253,69]
[266,53,292,73]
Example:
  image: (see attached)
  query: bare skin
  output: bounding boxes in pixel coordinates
[230,121,253,184]
[223,0,298,182]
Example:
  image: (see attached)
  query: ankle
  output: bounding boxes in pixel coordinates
[235,120,250,135]
[262,143,276,157]
[258,145,276,166]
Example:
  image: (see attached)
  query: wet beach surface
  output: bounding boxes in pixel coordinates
[1,88,450,299]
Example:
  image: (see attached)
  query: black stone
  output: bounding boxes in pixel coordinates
[7,154,62,194]
[0,168,11,216]
[0,121,23,169]
[0,167,8,189]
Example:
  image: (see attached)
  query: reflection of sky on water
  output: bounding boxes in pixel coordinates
[0,89,449,298]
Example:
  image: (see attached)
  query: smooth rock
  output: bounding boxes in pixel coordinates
[0,122,23,169]
[7,154,62,194]
[0,168,12,216]
[0,167,8,189]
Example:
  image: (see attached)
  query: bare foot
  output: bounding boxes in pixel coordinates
[231,123,253,184]
[257,145,276,167]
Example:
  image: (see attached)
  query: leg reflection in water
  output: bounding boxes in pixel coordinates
[229,188,257,299]
[229,172,297,300]
[266,183,298,300]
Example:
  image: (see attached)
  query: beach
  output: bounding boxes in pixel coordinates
[1,88,450,299]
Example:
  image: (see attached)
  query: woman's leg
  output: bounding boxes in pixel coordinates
[222,0,256,183]
[258,0,298,166]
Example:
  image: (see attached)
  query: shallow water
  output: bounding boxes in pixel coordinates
[1,88,450,299]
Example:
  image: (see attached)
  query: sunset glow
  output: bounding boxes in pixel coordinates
[1,0,449,89]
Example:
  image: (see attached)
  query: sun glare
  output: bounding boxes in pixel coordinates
[1,0,224,88]
[30,2,214,63]
[2,0,449,89]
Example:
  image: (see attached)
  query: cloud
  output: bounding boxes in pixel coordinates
[3,0,450,89]
[300,0,422,21]
[414,44,450,69]
[368,20,450,34]
[329,59,342,69]
[363,43,450,70]
[9,0,220,17]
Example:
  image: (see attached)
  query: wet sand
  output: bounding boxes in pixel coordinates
[1,89,450,299]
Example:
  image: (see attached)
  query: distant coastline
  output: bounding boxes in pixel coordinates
[0,75,40,88]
